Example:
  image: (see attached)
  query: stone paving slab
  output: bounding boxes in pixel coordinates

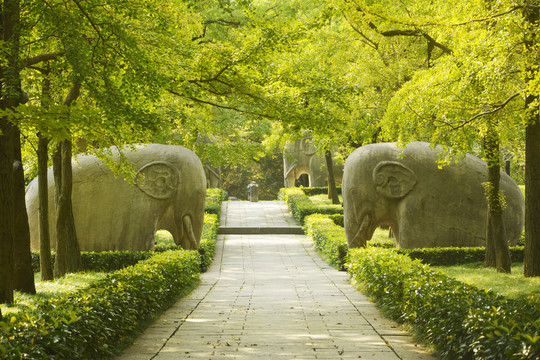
[117,201,437,360]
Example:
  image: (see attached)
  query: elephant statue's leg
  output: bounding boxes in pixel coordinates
[182,215,199,250]
[284,171,296,187]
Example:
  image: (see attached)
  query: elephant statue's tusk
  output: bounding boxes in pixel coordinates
[183,215,199,250]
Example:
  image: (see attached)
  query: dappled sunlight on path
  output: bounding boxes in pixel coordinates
[117,201,436,360]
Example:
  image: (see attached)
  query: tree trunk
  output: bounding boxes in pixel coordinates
[484,209,496,268]
[38,133,54,281]
[0,0,20,304]
[54,83,83,277]
[53,147,67,278]
[12,126,36,293]
[63,140,81,273]
[523,5,540,277]
[0,121,14,304]
[3,0,34,294]
[524,95,540,277]
[484,124,511,273]
[324,149,340,205]
[53,140,82,276]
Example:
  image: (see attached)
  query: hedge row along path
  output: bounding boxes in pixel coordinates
[117,201,436,360]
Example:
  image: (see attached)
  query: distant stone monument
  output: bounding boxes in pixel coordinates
[283,135,342,187]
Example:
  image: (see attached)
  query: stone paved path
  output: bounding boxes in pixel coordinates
[117,201,437,360]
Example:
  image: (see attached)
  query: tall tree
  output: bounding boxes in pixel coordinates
[53,83,82,278]
[0,0,37,304]
[523,2,540,277]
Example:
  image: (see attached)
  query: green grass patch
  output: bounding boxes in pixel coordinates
[1,272,107,316]
[155,229,175,246]
[309,193,343,205]
[439,262,540,308]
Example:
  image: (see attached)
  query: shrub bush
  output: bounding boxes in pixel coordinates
[205,188,229,219]
[0,250,201,359]
[32,251,153,273]
[301,186,342,196]
[398,246,525,266]
[347,247,540,359]
[304,214,348,270]
[278,188,342,225]
[33,212,221,274]
[198,213,219,272]
[328,214,344,227]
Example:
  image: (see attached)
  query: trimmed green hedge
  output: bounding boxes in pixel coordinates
[301,186,342,196]
[278,188,342,225]
[399,246,525,266]
[32,212,220,273]
[304,214,348,270]
[32,251,153,273]
[347,247,540,359]
[198,213,219,272]
[328,213,344,227]
[1,250,201,359]
[154,212,219,272]
[205,188,229,219]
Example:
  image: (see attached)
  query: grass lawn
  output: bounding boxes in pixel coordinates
[309,193,343,205]
[438,262,540,308]
[0,272,106,316]
[155,229,175,246]
[1,232,180,317]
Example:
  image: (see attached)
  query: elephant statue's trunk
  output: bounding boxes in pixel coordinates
[351,213,372,248]
[182,215,199,250]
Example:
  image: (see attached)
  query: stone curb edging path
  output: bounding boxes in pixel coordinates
[116,201,436,360]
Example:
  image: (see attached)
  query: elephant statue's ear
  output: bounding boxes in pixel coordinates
[373,161,416,199]
[136,161,179,199]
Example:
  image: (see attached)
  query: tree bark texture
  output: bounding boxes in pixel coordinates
[63,140,81,273]
[325,150,340,205]
[54,141,82,276]
[524,4,540,277]
[0,121,15,304]
[12,126,36,293]
[525,96,540,277]
[52,147,67,278]
[484,126,511,273]
[0,0,20,304]
[38,134,54,280]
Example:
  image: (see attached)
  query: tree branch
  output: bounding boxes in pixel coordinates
[63,82,82,106]
[22,51,65,68]
[166,89,275,119]
[459,93,521,126]
[71,0,106,43]
[439,93,522,132]
[341,11,378,50]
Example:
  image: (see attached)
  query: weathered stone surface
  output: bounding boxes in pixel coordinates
[343,142,524,249]
[26,144,206,252]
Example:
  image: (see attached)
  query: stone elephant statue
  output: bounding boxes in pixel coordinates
[342,142,524,249]
[283,137,342,187]
[26,144,207,252]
